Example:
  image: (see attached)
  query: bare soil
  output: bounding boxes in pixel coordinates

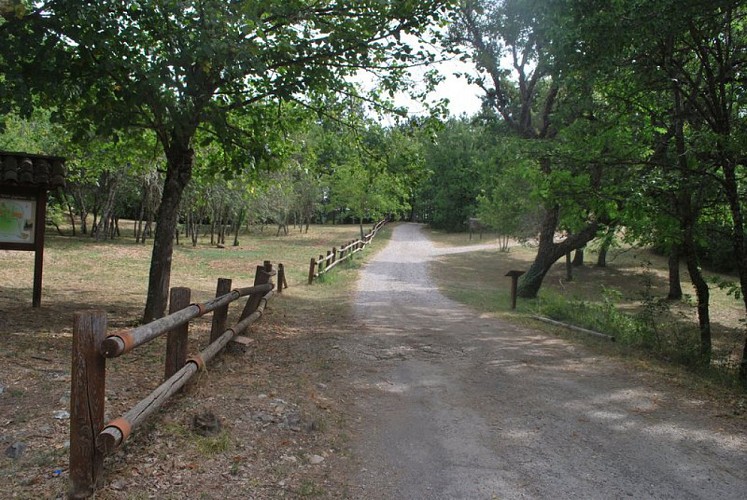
[2,223,746,499]
[0,226,368,499]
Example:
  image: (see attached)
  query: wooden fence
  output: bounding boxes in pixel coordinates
[307,219,388,284]
[68,261,287,498]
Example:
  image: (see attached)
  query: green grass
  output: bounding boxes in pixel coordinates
[427,231,746,388]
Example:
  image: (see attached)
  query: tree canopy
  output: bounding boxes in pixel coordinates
[1,0,454,320]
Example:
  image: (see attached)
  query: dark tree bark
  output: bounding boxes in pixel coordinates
[673,84,710,361]
[572,248,585,267]
[143,143,193,323]
[517,205,599,298]
[682,218,711,361]
[596,231,613,267]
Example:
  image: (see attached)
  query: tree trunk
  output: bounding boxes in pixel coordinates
[596,228,616,267]
[517,205,598,298]
[135,190,146,243]
[233,207,244,247]
[667,245,683,300]
[572,248,584,266]
[683,232,711,361]
[672,84,710,361]
[61,190,77,236]
[143,144,193,322]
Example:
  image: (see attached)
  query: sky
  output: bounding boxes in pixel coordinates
[398,58,484,118]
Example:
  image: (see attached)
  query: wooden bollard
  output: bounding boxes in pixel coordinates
[165,287,191,379]
[308,257,316,284]
[278,263,288,292]
[505,270,525,310]
[69,311,107,498]
[241,265,270,320]
[210,278,232,343]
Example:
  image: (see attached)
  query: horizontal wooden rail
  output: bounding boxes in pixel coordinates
[101,283,273,358]
[69,262,282,498]
[96,288,274,454]
[308,218,388,284]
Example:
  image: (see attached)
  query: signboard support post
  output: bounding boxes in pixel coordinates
[32,190,48,307]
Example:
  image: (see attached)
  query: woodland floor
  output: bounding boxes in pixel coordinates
[1,222,746,499]
[0,224,370,499]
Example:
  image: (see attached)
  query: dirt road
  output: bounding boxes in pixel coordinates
[343,223,746,499]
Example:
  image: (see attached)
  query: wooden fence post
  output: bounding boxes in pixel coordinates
[318,254,324,275]
[69,311,107,499]
[277,263,287,292]
[308,258,316,284]
[241,265,270,319]
[165,287,191,380]
[210,278,232,343]
[332,247,337,265]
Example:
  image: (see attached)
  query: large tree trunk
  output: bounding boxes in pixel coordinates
[517,205,599,298]
[143,144,193,323]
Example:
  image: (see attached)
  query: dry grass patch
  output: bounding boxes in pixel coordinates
[0,222,389,499]
[426,229,746,386]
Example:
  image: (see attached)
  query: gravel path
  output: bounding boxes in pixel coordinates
[344,223,747,499]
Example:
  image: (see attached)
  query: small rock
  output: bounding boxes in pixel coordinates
[309,454,325,465]
[58,393,70,405]
[285,413,302,432]
[5,442,27,459]
[253,412,276,424]
[109,479,127,491]
[192,411,221,436]
[257,394,268,400]
[316,383,328,390]
[0,385,5,394]
[53,410,70,420]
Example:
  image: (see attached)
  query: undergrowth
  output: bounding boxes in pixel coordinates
[535,270,743,387]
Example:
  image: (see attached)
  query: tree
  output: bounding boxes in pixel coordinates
[415,117,494,230]
[560,0,747,373]
[2,0,453,320]
[449,0,603,298]
[476,149,543,250]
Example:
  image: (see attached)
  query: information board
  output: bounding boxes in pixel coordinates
[0,195,37,244]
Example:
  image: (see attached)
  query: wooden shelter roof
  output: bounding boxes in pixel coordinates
[0,151,66,190]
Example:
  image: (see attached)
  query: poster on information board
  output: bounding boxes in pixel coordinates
[0,195,37,245]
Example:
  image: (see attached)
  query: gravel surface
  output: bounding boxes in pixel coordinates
[343,223,747,499]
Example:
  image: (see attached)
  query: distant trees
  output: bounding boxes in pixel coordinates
[433,0,746,377]
[1,0,453,321]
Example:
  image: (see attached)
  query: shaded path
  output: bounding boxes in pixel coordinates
[344,223,746,499]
